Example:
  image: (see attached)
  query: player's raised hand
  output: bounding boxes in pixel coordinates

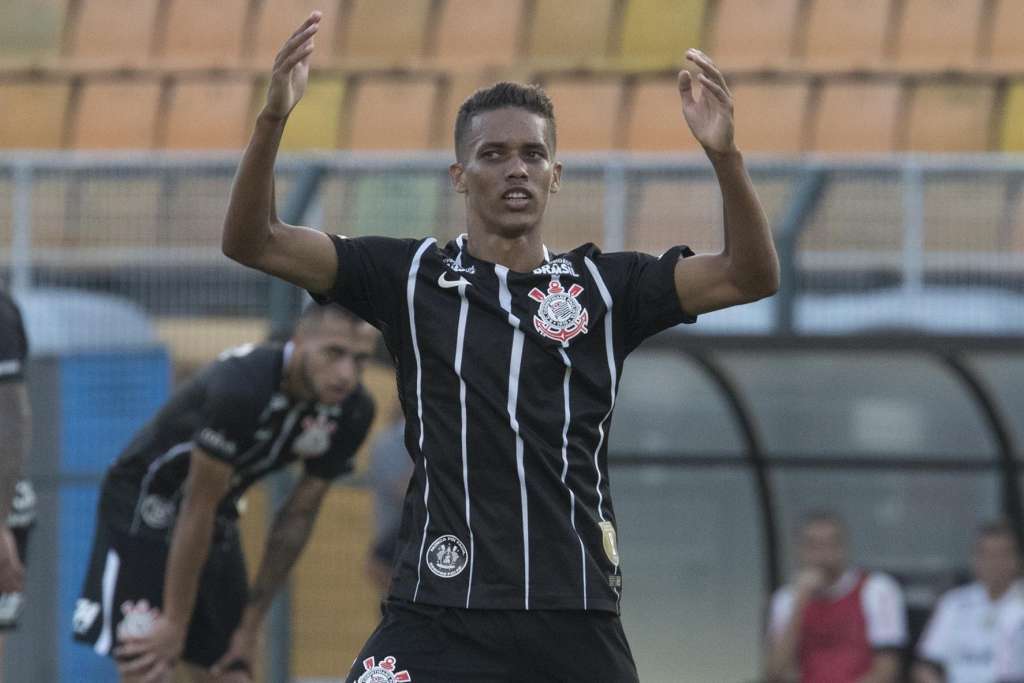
[678,49,736,156]
[264,11,322,121]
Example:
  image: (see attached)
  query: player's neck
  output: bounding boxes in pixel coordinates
[985,579,1014,601]
[464,229,545,273]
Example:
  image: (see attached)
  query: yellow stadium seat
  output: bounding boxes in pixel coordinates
[71,78,163,149]
[341,0,430,62]
[904,82,995,152]
[801,0,893,70]
[988,0,1024,69]
[0,80,71,148]
[731,79,810,153]
[66,0,160,64]
[619,0,707,68]
[706,0,801,70]
[542,79,624,150]
[1001,82,1024,151]
[526,0,615,65]
[809,80,904,153]
[894,0,985,70]
[158,0,249,65]
[0,0,67,62]
[164,78,254,149]
[278,75,346,150]
[625,78,702,152]
[347,77,440,150]
[251,0,341,67]
[433,0,524,67]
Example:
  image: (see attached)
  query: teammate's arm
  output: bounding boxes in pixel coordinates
[856,652,901,683]
[222,11,337,295]
[764,569,824,682]
[212,474,330,676]
[911,661,944,683]
[672,49,779,317]
[116,449,233,679]
[0,381,28,593]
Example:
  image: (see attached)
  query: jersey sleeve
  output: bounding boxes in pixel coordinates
[192,364,259,466]
[767,586,796,641]
[312,235,419,333]
[303,391,376,481]
[0,294,28,383]
[916,591,957,666]
[862,573,908,649]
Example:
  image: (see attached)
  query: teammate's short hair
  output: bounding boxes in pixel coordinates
[295,302,365,336]
[454,82,557,161]
[976,518,1022,552]
[798,510,847,537]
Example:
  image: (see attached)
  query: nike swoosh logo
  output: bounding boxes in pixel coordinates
[438,272,472,289]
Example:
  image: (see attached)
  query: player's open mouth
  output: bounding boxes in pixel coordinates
[502,188,532,210]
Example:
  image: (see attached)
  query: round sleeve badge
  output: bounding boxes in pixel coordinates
[426,534,469,578]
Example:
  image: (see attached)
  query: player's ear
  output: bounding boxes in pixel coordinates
[549,161,563,194]
[449,162,468,194]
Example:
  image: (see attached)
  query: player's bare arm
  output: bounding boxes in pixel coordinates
[222,11,337,295]
[856,652,901,683]
[116,449,233,682]
[673,49,779,316]
[0,382,28,594]
[211,474,330,677]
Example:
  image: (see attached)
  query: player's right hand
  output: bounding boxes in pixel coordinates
[263,11,321,121]
[0,527,24,594]
[794,567,827,597]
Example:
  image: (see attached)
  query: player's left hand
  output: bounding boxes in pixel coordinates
[678,49,736,157]
[210,624,258,681]
[115,614,185,683]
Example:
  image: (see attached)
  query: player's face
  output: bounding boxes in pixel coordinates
[798,521,847,577]
[295,318,377,405]
[450,107,562,240]
[973,534,1021,592]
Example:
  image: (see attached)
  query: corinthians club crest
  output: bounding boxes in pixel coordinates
[357,655,412,683]
[529,278,589,345]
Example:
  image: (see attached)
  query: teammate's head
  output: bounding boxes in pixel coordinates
[973,519,1022,594]
[797,511,848,579]
[449,82,562,239]
[288,303,377,405]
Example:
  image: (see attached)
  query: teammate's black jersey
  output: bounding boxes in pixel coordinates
[317,234,696,613]
[102,343,375,541]
[0,289,28,384]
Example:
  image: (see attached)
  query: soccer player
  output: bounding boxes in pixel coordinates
[764,512,907,683]
[72,303,377,682]
[222,11,778,681]
[913,520,1024,683]
[0,287,36,683]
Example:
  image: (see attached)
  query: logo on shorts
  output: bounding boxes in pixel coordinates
[357,655,412,683]
[0,593,23,624]
[73,599,100,634]
[529,278,589,345]
[7,480,36,528]
[140,494,176,530]
[116,600,159,641]
[599,520,620,567]
[293,413,336,458]
[199,428,237,456]
[426,534,468,579]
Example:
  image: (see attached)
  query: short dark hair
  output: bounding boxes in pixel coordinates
[294,302,365,336]
[799,510,847,537]
[977,518,1022,551]
[453,81,557,161]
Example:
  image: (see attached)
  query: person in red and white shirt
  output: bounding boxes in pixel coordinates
[764,511,907,683]
[913,520,1024,683]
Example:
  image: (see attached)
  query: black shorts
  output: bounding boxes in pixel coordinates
[345,599,638,683]
[71,517,247,668]
[0,523,32,631]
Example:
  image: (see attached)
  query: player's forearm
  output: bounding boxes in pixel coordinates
[708,149,779,300]
[162,499,217,628]
[0,384,29,521]
[764,607,806,682]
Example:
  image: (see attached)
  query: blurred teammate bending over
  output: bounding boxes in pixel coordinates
[223,11,778,682]
[72,304,377,682]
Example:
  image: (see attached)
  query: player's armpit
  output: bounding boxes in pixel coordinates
[673,251,771,316]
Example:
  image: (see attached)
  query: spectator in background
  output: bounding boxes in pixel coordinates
[365,404,413,594]
[764,511,907,683]
[913,519,1024,683]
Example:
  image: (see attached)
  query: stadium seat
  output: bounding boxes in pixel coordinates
[438,72,502,150]
[542,79,624,150]
[619,0,707,68]
[706,0,801,70]
[433,0,524,67]
[65,0,161,64]
[277,75,346,150]
[347,77,439,150]
[625,78,702,152]
[988,0,1024,69]
[801,0,893,70]
[157,0,249,65]
[71,78,163,149]
[1000,82,1024,151]
[0,80,71,148]
[731,79,810,153]
[894,0,985,70]
[163,78,254,149]
[904,82,995,152]
[809,80,904,153]
[251,0,342,67]
[341,0,431,62]
[526,0,615,65]
[0,0,66,62]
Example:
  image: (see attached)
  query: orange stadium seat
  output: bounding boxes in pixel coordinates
[341,0,431,62]
[618,0,707,68]
[809,80,904,153]
[988,0,1024,69]
[625,78,702,152]
[904,82,995,152]
[1001,82,1024,151]
[157,0,249,65]
[66,0,161,64]
[71,78,163,148]
[251,0,342,66]
[163,78,254,149]
[706,0,802,70]
[0,80,71,148]
[277,75,346,150]
[0,0,67,62]
[347,77,440,150]
[526,0,615,65]
[542,79,624,150]
[438,72,500,149]
[730,79,810,153]
[801,0,893,70]
[433,0,524,67]
[894,0,985,70]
